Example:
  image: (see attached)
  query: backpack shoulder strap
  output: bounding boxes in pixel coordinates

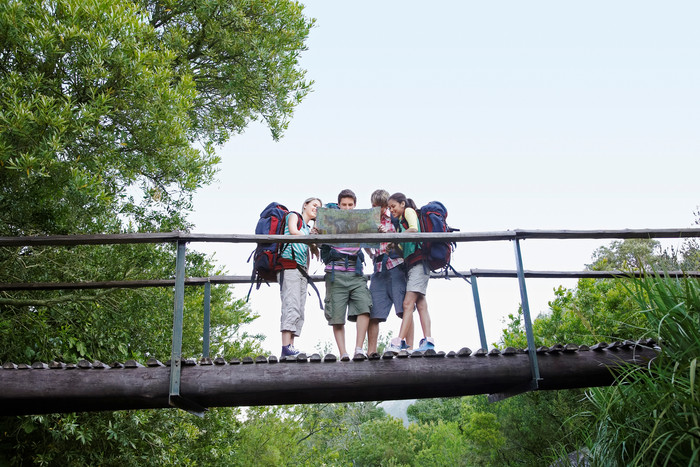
[296,264,324,310]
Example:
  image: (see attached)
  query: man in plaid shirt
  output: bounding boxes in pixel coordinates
[367,189,413,355]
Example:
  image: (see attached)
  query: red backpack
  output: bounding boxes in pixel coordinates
[247,202,324,308]
[248,202,301,286]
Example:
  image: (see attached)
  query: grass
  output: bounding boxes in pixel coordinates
[585,274,700,466]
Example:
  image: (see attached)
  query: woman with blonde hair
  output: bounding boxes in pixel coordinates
[279,197,322,357]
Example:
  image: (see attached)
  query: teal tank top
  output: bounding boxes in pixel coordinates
[281,213,310,267]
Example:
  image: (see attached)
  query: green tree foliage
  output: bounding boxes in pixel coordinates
[345,417,418,466]
[311,403,472,466]
[589,238,676,271]
[293,402,388,462]
[462,392,587,466]
[0,0,313,236]
[138,0,314,143]
[0,408,246,465]
[481,236,700,466]
[2,0,199,235]
[0,242,263,363]
[0,1,313,464]
[407,397,461,425]
[0,0,312,363]
[460,412,503,466]
[499,239,673,348]
[587,275,700,466]
[431,239,686,466]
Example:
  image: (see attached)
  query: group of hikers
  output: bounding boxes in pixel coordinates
[276,188,435,360]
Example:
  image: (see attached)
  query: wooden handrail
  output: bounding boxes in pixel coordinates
[1,227,700,247]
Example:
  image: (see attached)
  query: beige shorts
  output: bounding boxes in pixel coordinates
[406,263,429,295]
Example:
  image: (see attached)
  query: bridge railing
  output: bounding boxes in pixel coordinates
[2,228,700,414]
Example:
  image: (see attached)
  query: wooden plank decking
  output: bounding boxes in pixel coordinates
[0,342,656,416]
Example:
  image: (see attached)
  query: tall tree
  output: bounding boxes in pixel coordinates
[0,1,313,464]
[0,0,313,236]
[0,0,313,357]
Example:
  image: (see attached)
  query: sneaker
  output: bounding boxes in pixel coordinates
[281,344,301,357]
[386,337,401,352]
[415,337,435,352]
[386,337,410,353]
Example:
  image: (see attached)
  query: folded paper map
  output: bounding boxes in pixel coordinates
[315,207,381,247]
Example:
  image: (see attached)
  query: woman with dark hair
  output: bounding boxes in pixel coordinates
[386,192,435,352]
[367,189,412,355]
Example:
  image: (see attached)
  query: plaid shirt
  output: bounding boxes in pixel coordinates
[374,208,404,272]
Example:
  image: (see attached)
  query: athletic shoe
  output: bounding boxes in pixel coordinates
[386,337,402,352]
[386,337,410,353]
[281,344,301,357]
[415,337,435,352]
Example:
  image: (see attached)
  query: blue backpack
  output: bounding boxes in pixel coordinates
[247,202,324,308]
[400,201,465,279]
[418,201,454,272]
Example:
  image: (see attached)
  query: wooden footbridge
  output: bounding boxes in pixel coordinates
[1,342,657,416]
[1,228,698,417]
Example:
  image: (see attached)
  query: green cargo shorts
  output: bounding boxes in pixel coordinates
[324,272,372,325]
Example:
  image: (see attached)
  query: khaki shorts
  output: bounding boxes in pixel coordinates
[324,272,372,325]
[406,263,429,295]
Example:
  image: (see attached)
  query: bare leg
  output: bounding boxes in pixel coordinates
[405,319,415,348]
[282,330,294,347]
[355,313,370,351]
[415,294,431,338]
[368,318,380,354]
[333,324,347,356]
[399,291,419,340]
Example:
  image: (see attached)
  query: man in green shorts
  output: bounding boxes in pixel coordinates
[321,189,372,360]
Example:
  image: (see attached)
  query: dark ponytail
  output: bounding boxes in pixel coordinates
[389,192,417,211]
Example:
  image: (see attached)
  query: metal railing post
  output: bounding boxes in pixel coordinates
[203,280,211,358]
[169,239,206,416]
[470,274,489,350]
[513,238,541,386]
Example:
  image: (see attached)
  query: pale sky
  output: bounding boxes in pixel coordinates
[190,1,700,354]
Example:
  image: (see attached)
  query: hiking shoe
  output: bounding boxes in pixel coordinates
[281,344,301,357]
[415,337,435,352]
[386,337,410,353]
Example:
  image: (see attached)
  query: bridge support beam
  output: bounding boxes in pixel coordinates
[0,345,656,416]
